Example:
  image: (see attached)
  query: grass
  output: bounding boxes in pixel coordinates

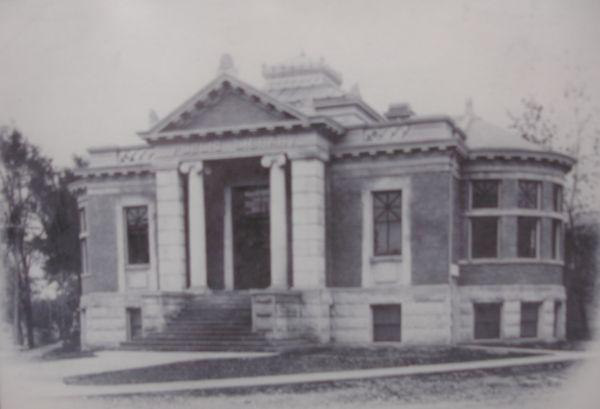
[64,345,533,385]
[72,362,578,409]
[40,343,96,361]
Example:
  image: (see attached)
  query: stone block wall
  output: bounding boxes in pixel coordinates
[80,291,189,349]
[456,284,566,342]
[329,285,452,344]
[291,158,327,288]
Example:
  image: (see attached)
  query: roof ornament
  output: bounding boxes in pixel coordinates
[218,53,238,77]
[349,83,361,98]
[148,109,159,127]
[465,98,474,118]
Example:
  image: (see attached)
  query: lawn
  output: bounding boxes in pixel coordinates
[63,361,579,409]
[65,345,533,385]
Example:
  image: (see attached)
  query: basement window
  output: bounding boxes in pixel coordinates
[520,302,541,338]
[126,308,142,341]
[372,304,401,342]
[474,302,502,339]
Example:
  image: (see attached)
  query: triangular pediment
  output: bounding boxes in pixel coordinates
[142,74,309,137]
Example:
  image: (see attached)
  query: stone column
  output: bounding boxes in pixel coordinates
[180,161,208,290]
[290,154,327,288]
[155,168,186,290]
[261,154,288,289]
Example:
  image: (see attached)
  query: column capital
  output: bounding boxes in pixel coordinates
[179,161,210,175]
[260,153,287,169]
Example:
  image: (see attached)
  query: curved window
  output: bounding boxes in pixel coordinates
[471,217,499,258]
[471,180,499,209]
[518,180,540,209]
[517,217,539,258]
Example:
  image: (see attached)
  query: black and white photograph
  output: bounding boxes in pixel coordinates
[0,1,599,408]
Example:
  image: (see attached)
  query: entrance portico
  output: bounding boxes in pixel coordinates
[173,146,328,293]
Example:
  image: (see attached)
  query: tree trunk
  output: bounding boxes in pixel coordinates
[12,268,23,346]
[20,272,35,348]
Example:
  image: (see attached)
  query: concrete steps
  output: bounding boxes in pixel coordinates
[120,293,311,352]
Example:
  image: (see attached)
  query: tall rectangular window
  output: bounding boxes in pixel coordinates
[470,217,499,258]
[471,180,500,209]
[474,302,502,339]
[79,208,87,234]
[125,206,150,265]
[79,207,88,274]
[520,302,541,338]
[518,180,541,209]
[552,220,562,260]
[553,184,563,212]
[373,190,402,256]
[372,304,401,342]
[517,217,539,258]
[80,238,88,274]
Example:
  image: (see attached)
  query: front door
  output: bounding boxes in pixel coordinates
[232,185,270,289]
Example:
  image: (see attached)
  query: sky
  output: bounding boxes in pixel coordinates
[0,0,599,167]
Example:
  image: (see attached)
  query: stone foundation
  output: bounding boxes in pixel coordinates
[456,284,566,343]
[80,291,190,349]
[80,284,567,350]
[329,285,452,344]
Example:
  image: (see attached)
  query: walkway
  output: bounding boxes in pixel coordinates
[2,346,595,401]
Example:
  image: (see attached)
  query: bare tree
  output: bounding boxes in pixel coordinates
[0,128,54,348]
[508,84,600,339]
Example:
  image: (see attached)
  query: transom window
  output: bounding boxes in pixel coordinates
[553,184,563,212]
[125,206,150,265]
[241,186,269,217]
[373,190,402,256]
[518,180,540,209]
[517,217,539,258]
[470,217,499,258]
[471,180,500,209]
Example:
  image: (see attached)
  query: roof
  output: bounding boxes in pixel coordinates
[456,113,549,152]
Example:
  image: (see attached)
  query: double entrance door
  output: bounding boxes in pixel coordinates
[232,185,270,289]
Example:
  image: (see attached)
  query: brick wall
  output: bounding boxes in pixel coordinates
[328,162,452,287]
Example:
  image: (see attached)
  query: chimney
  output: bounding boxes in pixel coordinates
[384,103,415,121]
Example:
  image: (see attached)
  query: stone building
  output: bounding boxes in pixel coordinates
[71,55,575,350]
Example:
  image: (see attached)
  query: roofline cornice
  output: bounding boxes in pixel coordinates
[72,164,153,179]
[347,115,467,140]
[468,148,576,170]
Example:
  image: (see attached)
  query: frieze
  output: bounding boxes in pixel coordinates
[155,133,316,160]
[343,121,453,148]
[362,126,413,143]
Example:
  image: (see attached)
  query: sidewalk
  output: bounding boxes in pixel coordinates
[8,347,595,399]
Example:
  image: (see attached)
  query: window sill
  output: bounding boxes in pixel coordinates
[81,273,92,278]
[370,255,403,263]
[125,264,151,272]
